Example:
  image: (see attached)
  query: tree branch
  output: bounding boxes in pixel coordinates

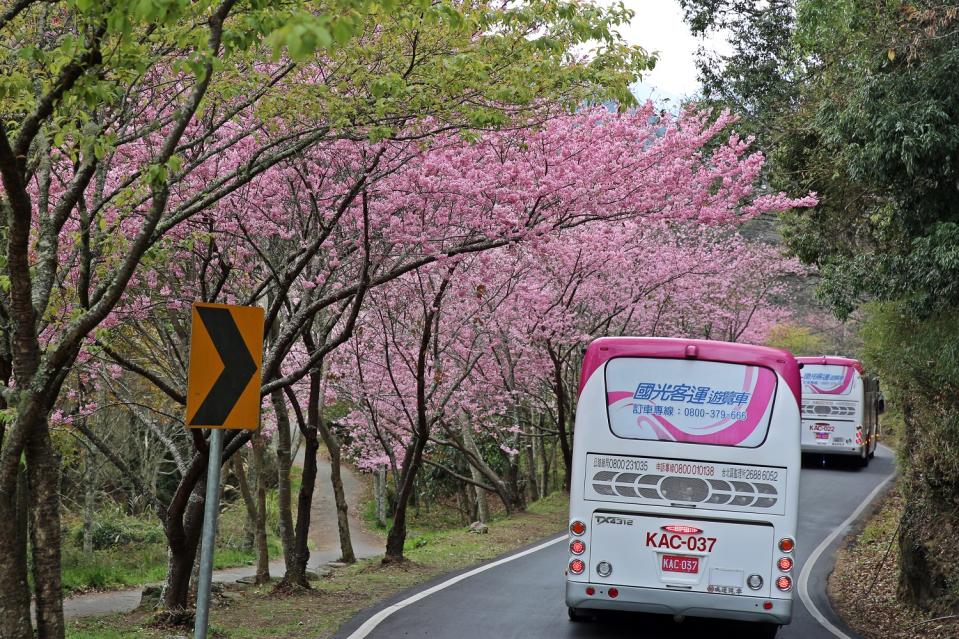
[96,340,186,405]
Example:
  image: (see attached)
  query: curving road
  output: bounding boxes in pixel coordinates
[335,447,895,639]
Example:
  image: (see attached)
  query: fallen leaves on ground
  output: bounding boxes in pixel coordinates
[828,487,959,639]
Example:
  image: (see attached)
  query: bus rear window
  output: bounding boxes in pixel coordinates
[801,364,855,396]
[604,357,777,448]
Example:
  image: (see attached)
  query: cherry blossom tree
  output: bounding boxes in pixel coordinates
[329,107,815,560]
[2,0,651,627]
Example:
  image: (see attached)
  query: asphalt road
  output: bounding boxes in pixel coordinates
[335,446,896,639]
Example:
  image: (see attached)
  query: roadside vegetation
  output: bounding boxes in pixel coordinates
[65,493,568,639]
[61,497,283,594]
[829,489,959,639]
[683,0,959,622]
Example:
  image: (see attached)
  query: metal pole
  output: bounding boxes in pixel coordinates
[194,428,224,639]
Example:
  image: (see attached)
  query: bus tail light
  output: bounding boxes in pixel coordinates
[608,587,619,598]
[569,559,585,575]
[778,557,793,572]
[570,540,586,555]
[570,520,586,536]
[778,537,795,553]
[662,525,702,535]
[585,586,595,596]
[596,561,613,578]
[776,576,792,591]
[746,574,763,590]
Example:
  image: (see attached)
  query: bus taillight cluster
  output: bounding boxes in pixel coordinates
[776,537,795,591]
[568,520,587,575]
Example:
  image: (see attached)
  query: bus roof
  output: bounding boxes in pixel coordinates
[579,337,801,404]
[795,355,864,374]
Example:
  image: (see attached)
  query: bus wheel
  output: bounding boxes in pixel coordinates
[754,623,780,638]
[568,607,588,622]
[857,453,870,468]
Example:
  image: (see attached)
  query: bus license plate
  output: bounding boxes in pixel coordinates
[815,432,829,440]
[662,555,699,574]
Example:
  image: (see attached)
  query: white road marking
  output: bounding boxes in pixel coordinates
[797,445,897,639]
[344,534,567,639]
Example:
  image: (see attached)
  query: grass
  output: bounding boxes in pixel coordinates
[62,543,170,592]
[66,491,570,639]
[65,627,137,639]
[61,496,283,594]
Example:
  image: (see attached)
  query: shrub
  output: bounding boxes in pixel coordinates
[69,512,164,550]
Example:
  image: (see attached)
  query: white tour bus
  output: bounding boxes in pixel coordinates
[566,337,802,637]
[797,356,883,466]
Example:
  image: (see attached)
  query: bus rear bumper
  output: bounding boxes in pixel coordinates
[801,444,863,456]
[566,581,792,625]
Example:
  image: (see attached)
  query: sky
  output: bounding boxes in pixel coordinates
[599,1,730,106]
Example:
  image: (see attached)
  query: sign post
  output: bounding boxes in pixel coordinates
[194,428,224,638]
[185,302,264,639]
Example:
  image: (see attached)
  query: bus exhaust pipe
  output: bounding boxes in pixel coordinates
[673,614,685,624]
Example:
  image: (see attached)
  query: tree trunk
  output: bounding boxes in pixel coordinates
[472,482,490,524]
[319,422,356,563]
[282,372,320,588]
[83,448,96,555]
[272,391,296,572]
[284,426,319,587]
[290,428,303,466]
[464,473,477,521]
[461,424,489,523]
[506,405,526,510]
[252,432,270,584]
[374,467,388,527]
[523,415,539,503]
[161,483,206,613]
[0,465,33,638]
[27,425,66,639]
[551,350,573,492]
[454,421,524,515]
[537,414,550,498]
[505,453,524,511]
[896,399,938,607]
[455,479,469,525]
[231,453,256,551]
[552,440,562,492]
[383,275,450,563]
[383,435,428,563]
[189,534,202,597]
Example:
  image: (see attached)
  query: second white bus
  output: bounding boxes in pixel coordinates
[797,356,884,466]
[566,337,801,637]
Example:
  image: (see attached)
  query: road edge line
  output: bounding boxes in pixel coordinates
[344,534,566,639]
[798,446,897,639]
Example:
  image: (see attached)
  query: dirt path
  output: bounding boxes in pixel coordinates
[63,449,382,620]
[305,447,382,560]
